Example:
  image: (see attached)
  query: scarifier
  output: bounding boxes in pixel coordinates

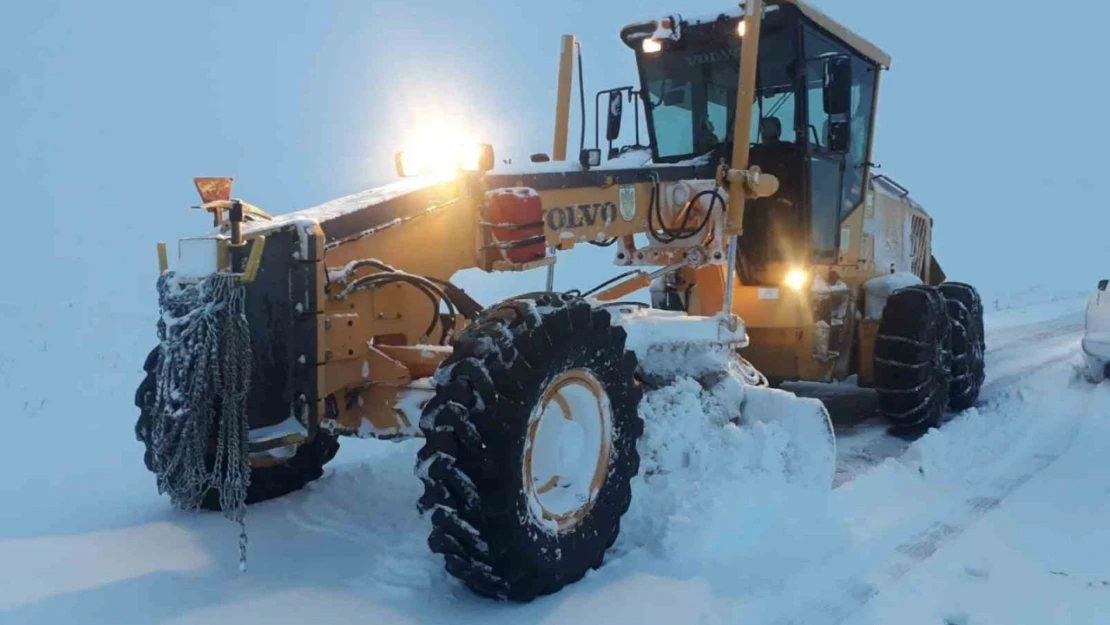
[135,0,983,600]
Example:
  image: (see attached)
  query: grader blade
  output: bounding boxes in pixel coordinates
[607,304,836,489]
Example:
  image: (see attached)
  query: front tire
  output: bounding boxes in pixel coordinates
[134,348,339,510]
[874,285,952,433]
[416,293,643,601]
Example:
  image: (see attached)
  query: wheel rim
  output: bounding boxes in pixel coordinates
[523,368,613,531]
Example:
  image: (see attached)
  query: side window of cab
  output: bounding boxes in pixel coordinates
[842,56,876,216]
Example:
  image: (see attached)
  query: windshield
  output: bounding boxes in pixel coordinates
[638,14,795,164]
[641,40,741,161]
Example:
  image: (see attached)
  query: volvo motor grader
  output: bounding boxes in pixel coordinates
[136,0,984,601]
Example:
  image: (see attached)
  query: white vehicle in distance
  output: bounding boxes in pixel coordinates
[1082,279,1110,382]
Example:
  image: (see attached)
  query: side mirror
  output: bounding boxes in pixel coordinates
[1099,279,1108,292]
[823,56,851,116]
[606,91,623,142]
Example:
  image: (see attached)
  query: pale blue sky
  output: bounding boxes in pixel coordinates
[3,0,1107,309]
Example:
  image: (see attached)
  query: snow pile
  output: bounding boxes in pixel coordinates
[618,368,844,579]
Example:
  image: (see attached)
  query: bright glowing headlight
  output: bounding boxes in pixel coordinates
[737,20,747,37]
[784,268,809,291]
[395,142,494,178]
[642,38,662,54]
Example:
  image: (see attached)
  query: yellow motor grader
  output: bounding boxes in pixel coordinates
[136,0,984,601]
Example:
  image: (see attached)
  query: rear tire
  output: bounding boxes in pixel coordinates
[416,293,643,601]
[938,282,985,410]
[134,348,339,510]
[874,285,952,433]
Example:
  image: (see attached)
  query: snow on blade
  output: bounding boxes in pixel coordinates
[611,306,748,380]
[619,364,841,579]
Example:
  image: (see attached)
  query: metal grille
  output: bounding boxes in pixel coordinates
[910,214,929,278]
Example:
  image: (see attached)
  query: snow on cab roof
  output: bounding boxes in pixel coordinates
[621,0,891,69]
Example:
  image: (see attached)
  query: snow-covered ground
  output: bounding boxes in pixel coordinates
[2,288,1106,625]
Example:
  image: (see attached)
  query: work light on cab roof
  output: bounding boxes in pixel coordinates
[638,11,747,54]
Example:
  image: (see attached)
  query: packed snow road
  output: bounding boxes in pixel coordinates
[810,303,1086,488]
[1,291,1105,625]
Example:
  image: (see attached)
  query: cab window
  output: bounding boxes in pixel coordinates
[842,56,876,216]
[803,26,878,261]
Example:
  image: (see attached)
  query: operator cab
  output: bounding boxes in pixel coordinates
[617,1,889,286]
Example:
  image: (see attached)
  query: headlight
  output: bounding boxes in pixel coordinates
[642,38,662,54]
[669,182,690,209]
[395,142,494,178]
[784,268,809,292]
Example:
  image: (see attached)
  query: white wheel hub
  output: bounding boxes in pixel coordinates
[523,369,613,531]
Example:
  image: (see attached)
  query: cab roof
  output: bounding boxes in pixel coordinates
[621,0,892,69]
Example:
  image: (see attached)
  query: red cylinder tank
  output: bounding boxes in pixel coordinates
[484,187,546,264]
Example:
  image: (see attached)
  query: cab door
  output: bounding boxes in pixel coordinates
[802,26,858,265]
[804,55,849,265]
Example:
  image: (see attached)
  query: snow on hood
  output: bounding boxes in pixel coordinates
[242,172,456,236]
[488,148,711,178]
[871,175,928,216]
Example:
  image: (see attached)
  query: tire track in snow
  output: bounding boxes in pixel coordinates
[759,313,1087,625]
[773,448,1071,625]
[877,452,1061,582]
[983,321,1082,358]
[832,313,1083,487]
[980,350,1079,398]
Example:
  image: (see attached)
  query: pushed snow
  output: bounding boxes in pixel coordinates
[619,365,839,579]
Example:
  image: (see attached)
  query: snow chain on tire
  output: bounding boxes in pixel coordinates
[938,282,985,410]
[134,350,340,512]
[416,292,643,602]
[874,284,952,432]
